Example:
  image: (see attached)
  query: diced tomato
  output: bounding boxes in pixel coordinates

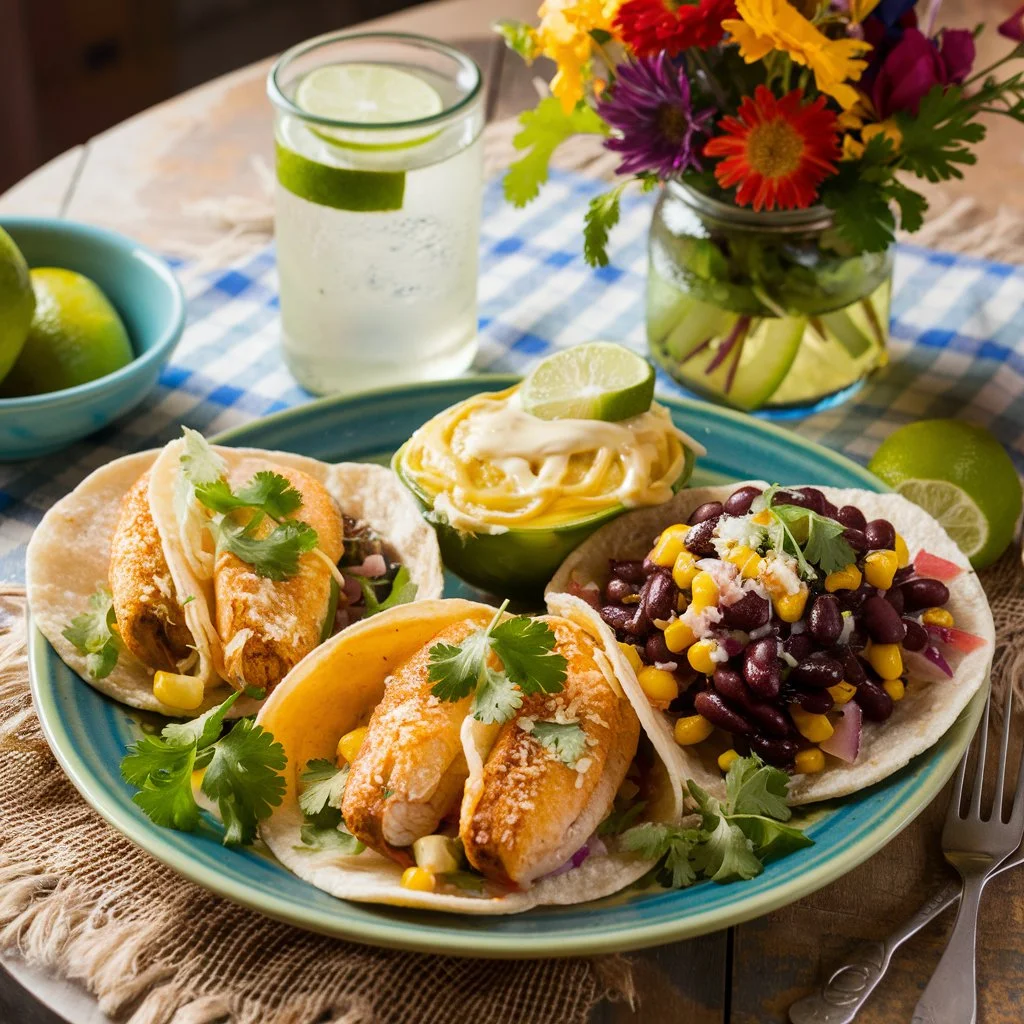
[568,577,601,610]
[926,624,988,653]
[914,551,965,582]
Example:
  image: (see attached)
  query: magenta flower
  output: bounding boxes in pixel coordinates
[871,27,975,117]
[999,4,1024,42]
[598,54,715,178]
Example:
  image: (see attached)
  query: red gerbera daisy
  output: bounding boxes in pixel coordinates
[615,0,737,56]
[704,87,841,212]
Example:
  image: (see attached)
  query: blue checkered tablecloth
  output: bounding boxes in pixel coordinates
[2,170,1023,582]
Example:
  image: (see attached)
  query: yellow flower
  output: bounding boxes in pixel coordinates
[537,0,621,112]
[723,0,872,110]
[863,119,903,151]
[849,0,882,23]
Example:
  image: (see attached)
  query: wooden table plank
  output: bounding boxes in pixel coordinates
[0,147,85,220]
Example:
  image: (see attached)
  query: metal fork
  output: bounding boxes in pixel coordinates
[912,692,1024,1024]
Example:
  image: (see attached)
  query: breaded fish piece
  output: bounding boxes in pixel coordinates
[215,460,343,691]
[460,617,639,886]
[109,472,194,671]
[342,619,477,860]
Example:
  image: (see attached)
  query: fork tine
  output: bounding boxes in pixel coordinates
[1007,690,1024,826]
[993,689,1015,820]
[968,697,992,818]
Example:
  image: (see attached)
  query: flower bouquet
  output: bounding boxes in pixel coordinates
[497,1,1024,412]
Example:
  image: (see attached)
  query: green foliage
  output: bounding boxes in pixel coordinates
[531,721,588,766]
[214,516,319,581]
[62,588,120,680]
[352,565,419,616]
[896,85,985,183]
[494,19,540,61]
[584,184,626,268]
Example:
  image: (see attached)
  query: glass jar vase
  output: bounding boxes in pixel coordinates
[647,182,893,415]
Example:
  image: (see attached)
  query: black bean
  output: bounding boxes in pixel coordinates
[835,504,867,530]
[712,667,747,702]
[808,595,843,646]
[624,604,650,637]
[774,489,822,513]
[861,595,907,644]
[884,585,905,615]
[836,582,875,612]
[846,627,867,652]
[843,527,868,553]
[724,485,762,516]
[782,633,813,662]
[900,577,950,611]
[743,638,781,699]
[641,571,677,622]
[605,577,636,603]
[771,620,792,640]
[748,735,798,768]
[689,501,725,525]
[610,559,647,584]
[642,557,659,575]
[715,668,789,737]
[694,691,755,735]
[793,687,835,714]
[842,649,867,686]
[797,487,828,514]
[600,605,632,632]
[821,499,840,520]
[791,652,844,689]
[865,518,896,551]
[645,632,672,665]
[669,685,697,714]
[745,703,791,738]
[855,679,894,721]
[893,566,916,586]
[721,591,770,631]
[902,618,929,652]
[685,518,720,557]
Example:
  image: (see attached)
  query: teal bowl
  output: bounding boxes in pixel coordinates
[0,216,185,460]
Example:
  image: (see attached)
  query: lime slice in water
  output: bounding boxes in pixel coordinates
[296,63,443,149]
[275,142,405,212]
[520,343,656,421]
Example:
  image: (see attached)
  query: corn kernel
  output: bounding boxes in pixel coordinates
[153,671,204,711]
[752,509,773,525]
[922,607,954,628]
[894,533,910,568]
[637,666,679,705]
[773,586,809,623]
[690,571,719,613]
[618,641,643,674]
[866,642,903,681]
[676,593,688,612]
[725,545,764,580]
[884,679,906,701]
[828,681,858,705]
[663,618,697,654]
[674,714,714,746]
[649,524,690,567]
[863,549,899,589]
[790,705,835,743]
[824,563,863,592]
[672,550,699,589]
[718,749,741,772]
[687,639,719,675]
[400,866,436,892]
[795,748,826,774]
[337,726,369,765]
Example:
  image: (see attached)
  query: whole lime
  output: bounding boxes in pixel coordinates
[0,268,133,396]
[0,227,36,384]
[868,419,1022,569]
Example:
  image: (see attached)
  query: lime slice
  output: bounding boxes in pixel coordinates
[275,142,405,212]
[296,63,443,149]
[520,343,656,421]
[868,419,1022,569]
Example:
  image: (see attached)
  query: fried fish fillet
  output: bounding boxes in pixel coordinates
[460,617,639,886]
[342,619,477,860]
[109,472,194,671]
[215,460,343,691]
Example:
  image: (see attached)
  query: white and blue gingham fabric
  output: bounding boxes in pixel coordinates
[2,169,1022,582]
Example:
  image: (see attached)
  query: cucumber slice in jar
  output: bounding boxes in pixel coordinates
[647,275,739,363]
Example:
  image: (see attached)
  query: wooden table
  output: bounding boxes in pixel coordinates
[2,1,1023,1021]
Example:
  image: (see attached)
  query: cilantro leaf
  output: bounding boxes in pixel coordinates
[494,18,539,61]
[235,471,304,519]
[63,588,120,680]
[180,426,226,487]
[353,564,418,617]
[490,616,568,696]
[200,718,287,846]
[428,629,492,703]
[822,177,897,253]
[597,799,647,836]
[215,517,319,581]
[731,815,814,862]
[472,667,524,724]
[773,504,855,576]
[584,183,625,268]
[504,97,608,207]
[724,755,791,821]
[887,179,927,234]
[530,720,588,766]
[298,760,349,819]
[298,822,365,855]
[163,689,241,749]
[689,807,763,883]
[897,85,985,183]
[621,823,702,889]
[123,737,200,831]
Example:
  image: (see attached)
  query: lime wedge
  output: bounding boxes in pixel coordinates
[296,63,443,149]
[520,343,656,421]
[275,142,405,212]
[894,479,988,559]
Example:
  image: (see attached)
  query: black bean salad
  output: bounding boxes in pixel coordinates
[590,484,986,775]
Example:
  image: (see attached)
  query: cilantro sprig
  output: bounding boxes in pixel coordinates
[427,603,568,725]
[621,755,812,889]
[296,759,364,854]
[530,720,588,766]
[351,564,418,616]
[120,690,286,845]
[63,588,120,680]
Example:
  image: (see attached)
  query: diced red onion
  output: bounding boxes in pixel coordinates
[568,578,602,610]
[349,553,387,578]
[749,623,773,640]
[790,620,807,635]
[343,577,364,604]
[820,702,862,763]
[654,661,679,672]
[903,647,953,681]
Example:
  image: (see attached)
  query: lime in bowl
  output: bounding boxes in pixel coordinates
[0,217,185,461]
[392,344,698,599]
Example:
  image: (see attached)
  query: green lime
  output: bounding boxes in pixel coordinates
[868,419,1022,569]
[0,268,133,396]
[275,142,405,212]
[0,227,36,385]
[520,343,656,421]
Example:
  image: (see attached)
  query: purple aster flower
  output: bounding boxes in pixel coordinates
[598,53,715,179]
